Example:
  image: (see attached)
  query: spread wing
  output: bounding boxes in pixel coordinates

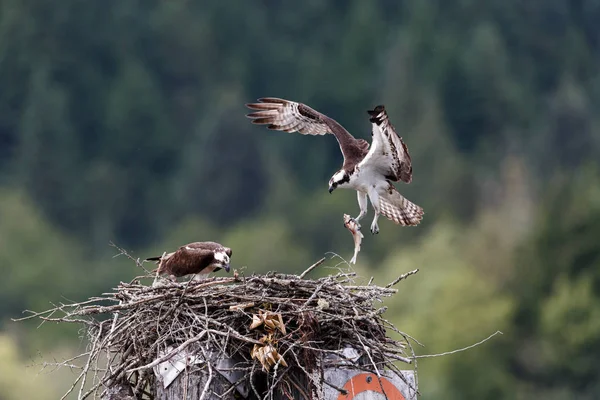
[358,105,412,183]
[246,98,369,169]
[246,97,329,135]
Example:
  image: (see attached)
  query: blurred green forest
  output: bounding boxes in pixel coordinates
[1,0,599,398]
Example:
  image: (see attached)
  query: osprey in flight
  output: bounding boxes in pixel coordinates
[146,242,232,281]
[246,98,423,234]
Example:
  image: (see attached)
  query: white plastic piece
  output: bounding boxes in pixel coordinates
[153,346,201,389]
[152,347,249,396]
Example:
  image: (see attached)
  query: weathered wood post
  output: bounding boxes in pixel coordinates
[154,364,237,399]
[150,345,417,399]
[152,345,249,399]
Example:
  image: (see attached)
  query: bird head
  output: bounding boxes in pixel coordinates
[329,170,350,193]
[214,249,231,273]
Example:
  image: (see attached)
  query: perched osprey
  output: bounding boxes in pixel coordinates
[146,242,232,281]
[245,98,424,234]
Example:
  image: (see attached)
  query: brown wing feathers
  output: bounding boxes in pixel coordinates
[246,98,330,136]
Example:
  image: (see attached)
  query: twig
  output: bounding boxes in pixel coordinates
[323,379,348,395]
[385,268,419,288]
[109,241,151,274]
[198,360,213,400]
[415,331,503,359]
[298,257,326,279]
[354,321,381,378]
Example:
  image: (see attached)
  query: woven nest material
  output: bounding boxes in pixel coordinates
[17,255,420,400]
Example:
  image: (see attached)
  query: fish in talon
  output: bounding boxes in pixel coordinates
[343,214,364,264]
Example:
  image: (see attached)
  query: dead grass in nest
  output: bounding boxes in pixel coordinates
[15,249,421,399]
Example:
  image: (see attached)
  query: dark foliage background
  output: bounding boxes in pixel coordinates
[1,1,599,398]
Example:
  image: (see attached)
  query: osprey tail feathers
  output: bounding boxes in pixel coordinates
[145,251,172,263]
[379,188,424,226]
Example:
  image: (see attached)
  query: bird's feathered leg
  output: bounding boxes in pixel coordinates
[353,191,368,229]
[367,187,381,234]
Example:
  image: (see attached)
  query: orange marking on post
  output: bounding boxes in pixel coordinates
[337,373,406,400]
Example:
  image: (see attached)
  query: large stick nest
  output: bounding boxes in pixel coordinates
[17,254,420,399]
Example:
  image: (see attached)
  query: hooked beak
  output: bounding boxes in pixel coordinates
[328,184,335,194]
[224,264,231,273]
